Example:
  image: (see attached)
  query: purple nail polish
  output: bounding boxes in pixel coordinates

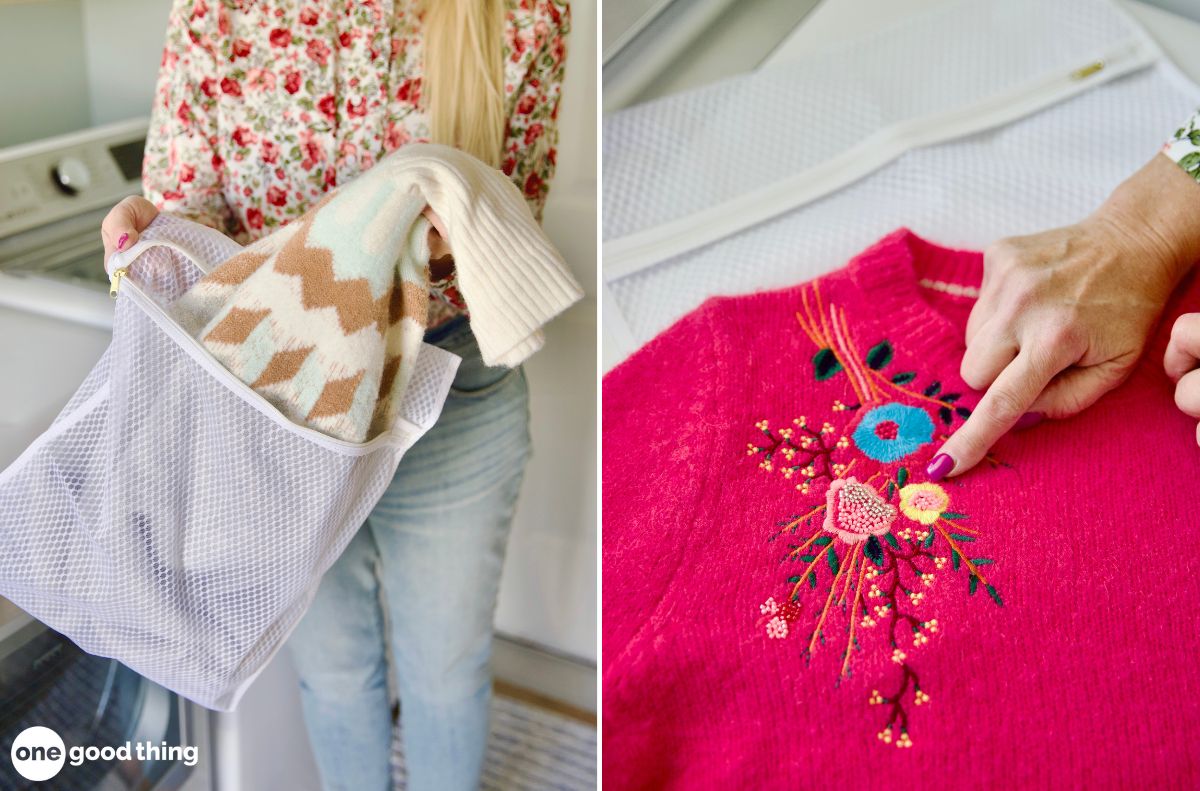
[1013,411,1044,430]
[117,232,129,250]
[926,453,954,481]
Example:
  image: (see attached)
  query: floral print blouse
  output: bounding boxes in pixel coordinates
[1164,109,1200,181]
[143,0,570,327]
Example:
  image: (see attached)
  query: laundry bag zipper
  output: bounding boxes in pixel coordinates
[603,39,1159,281]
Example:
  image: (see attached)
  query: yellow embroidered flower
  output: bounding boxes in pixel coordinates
[898,482,950,525]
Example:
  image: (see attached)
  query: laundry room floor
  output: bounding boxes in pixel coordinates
[390,682,597,790]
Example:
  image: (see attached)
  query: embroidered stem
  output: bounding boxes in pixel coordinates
[932,522,990,586]
[785,524,828,559]
[808,546,849,654]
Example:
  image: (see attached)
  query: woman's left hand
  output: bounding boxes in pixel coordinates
[423,206,452,260]
[1165,313,1200,444]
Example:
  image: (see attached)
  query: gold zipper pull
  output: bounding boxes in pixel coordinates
[1070,60,1105,80]
[109,267,128,299]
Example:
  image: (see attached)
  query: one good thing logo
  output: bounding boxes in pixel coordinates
[10,726,66,782]
[9,726,199,781]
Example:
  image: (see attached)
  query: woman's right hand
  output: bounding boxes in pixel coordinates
[101,196,160,263]
[929,153,1200,479]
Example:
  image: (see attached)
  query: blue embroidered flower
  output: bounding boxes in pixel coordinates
[851,403,934,463]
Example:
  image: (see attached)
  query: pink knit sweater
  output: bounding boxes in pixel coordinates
[602,229,1200,788]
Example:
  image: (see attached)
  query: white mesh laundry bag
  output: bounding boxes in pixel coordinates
[0,214,460,710]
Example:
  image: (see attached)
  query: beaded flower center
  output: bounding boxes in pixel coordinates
[823,477,897,544]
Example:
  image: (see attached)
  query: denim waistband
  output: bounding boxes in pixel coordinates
[423,314,471,346]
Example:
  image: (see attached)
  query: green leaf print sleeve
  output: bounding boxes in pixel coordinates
[1163,108,1200,181]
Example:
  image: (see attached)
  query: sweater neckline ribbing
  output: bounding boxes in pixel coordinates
[846,228,983,377]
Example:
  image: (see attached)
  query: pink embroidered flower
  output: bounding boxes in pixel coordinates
[823,477,897,544]
[898,483,949,526]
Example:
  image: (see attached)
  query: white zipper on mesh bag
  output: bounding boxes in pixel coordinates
[0,217,461,710]
[603,38,1157,280]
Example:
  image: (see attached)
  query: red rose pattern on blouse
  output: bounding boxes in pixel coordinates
[143,0,569,327]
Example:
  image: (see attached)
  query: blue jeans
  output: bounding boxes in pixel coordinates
[287,317,531,791]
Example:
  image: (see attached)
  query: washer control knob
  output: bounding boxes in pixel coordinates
[52,156,92,196]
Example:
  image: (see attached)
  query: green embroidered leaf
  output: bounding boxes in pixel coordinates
[809,572,818,589]
[955,406,972,419]
[970,558,995,565]
[897,467,909,487]
[865,340,894,370]
[968,575,979,595]
[813,348,843,380]
[942,392,961,403]
[951,550,961,570]
[827,547,840,575]
[938,406,954,425]
[891,371,916,385]
[800,555,816,563]
[864,536,884,567]
[1190,130,1200,147]
[813,535,832,547]
[884,533,899,549]
[923,530,935,548]
[788,575,803,583]
[1181,151,1200,174]
[949,533,976,542]
[986,584,1004,607]
[887,482,895,499]
[941,512,968,520]
[924,380,942,397]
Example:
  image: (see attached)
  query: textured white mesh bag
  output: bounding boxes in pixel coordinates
[602,0,1200,358]
[0,214,460,710]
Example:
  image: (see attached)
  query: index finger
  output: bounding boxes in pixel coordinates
[1164,313,1200,382]
[930,345,1066,479]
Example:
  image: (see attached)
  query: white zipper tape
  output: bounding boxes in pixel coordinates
[604,37,1160,281]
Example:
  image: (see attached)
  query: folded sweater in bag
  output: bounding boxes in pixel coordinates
[172,143,583,443]
[603,228,1200,788]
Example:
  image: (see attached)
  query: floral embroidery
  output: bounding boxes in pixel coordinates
[822,478,896,544]
[898,482,950,525]
[750,282,1005,748]
[851,403,934,463]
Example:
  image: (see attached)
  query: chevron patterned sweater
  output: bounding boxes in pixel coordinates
[173,143,581,443]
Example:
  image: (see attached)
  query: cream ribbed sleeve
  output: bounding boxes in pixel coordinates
[373,143,584,367]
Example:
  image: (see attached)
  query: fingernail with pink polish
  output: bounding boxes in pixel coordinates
[117,232,129,251]
[1013,411,1044,431]
[926,453,954,482]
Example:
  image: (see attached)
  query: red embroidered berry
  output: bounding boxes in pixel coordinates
[874,420,899,441]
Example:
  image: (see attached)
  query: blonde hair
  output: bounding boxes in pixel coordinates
[422,0,507,167]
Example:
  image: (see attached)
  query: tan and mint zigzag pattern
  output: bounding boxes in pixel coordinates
[173,180,432,444]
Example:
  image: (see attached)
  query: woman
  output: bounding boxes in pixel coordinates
[923,114,1200,481]
[101,1,570,789]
